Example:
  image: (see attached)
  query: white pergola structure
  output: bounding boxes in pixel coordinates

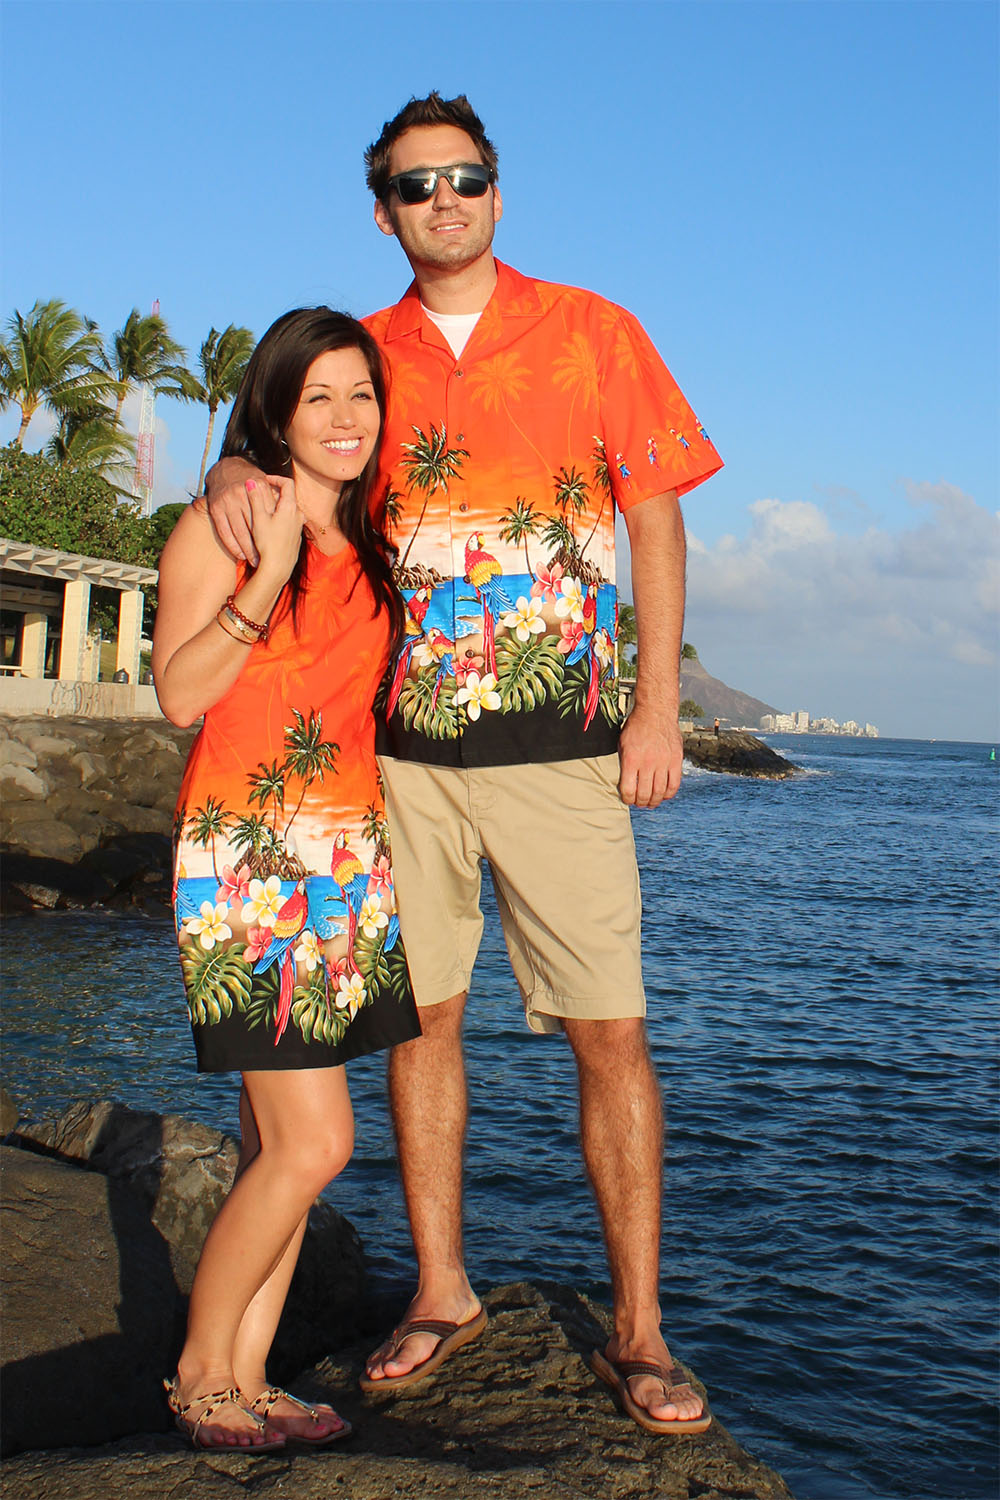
[0,538,158,684]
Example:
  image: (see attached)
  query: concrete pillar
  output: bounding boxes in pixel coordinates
[58,579,91,680]
[82,630,101,682]
[115,588,145,683]
[20,612,48,678]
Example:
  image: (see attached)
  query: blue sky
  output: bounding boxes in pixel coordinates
[2,0,997,740]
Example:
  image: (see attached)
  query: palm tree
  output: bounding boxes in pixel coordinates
[104,308,189,426]
[246,759,286,835]
[579,440,612,562]
[0,300,111,446]
[185,325,256,493]
[281,709,339,834]
[228,812,282,878]
[398,423,469,568]
[186,795,230,881]
[553,465,589,543]
[383,486,404,530]
[497,496,539,575]
[46,403,136,483]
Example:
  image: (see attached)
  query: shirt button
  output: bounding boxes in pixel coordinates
[454,368,464,378]
[459,502,469,513]
[456,433,465,442]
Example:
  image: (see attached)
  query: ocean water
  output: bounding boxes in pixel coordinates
[3,736,997,1499]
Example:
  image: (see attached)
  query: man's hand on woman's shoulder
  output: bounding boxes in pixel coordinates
[204,456,267,566]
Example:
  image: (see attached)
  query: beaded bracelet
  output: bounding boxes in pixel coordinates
[222,607,258,639]
[225,594,269,643]
[216,611,255,645]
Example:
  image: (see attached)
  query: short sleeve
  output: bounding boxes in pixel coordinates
[597,306,723,510]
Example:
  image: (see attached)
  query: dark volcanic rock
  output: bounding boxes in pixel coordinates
[1,1282,795,1498]
[683,730,798,779]
[2,1099,366,1455]
[0,716,196,912]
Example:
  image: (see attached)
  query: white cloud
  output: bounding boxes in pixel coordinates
[683,483,999,741]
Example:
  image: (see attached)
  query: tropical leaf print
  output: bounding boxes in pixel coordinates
[557,662,592,721]
[244,964,281,1032]
[181,941,252,1027]
[494,636,565,712]
[291,964,348,1047]
[397,674,461,740]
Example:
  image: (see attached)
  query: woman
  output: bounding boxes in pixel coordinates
[153,308,420,1451]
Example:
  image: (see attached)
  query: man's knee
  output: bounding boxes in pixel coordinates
[565,1014,652,1074]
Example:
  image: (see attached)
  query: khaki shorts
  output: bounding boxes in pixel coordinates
[378,754,646,1034]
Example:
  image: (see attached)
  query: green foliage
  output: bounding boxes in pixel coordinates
[244,964,280,1031]
[181,942,252,1026]
[397,672,460,739]
[0,442,154,563]
[679,698,704,719]
[681,642,698,660]
[495,634,565,711]
[292,965,347,1046]
[0,299,112,443]
[617,603,637,661]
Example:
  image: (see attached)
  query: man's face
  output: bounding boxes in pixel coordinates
[373,124,503,275]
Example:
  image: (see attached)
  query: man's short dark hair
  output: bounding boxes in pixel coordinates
[365,91,499,201]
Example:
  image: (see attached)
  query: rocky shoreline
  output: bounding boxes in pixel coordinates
[1,1090,795,1497]
[0,715,797,916]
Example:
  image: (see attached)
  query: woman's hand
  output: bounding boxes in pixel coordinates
[250,477,303,588]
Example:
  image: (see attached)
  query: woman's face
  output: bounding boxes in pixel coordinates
[284,345,381,491]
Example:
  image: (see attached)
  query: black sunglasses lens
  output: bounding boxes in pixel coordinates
[393,166,491,204]
[395,173,437,204]
[450,167,490,197]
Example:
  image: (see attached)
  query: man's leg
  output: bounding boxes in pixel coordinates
[565,1015,705,1424]
[364,992,482,1382]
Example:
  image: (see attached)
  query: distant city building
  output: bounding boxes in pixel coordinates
[759,710,879,737]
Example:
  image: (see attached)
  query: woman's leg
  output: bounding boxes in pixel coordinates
[172,1066,353,1445]
[230,1085,347,1440]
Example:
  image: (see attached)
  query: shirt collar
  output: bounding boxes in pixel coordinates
[381,259,543,344]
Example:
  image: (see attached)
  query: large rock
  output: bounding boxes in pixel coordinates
[2,1098,366,1455]
[0,1282,795,1498]
[683,730,798,779]
[0,717,197,911]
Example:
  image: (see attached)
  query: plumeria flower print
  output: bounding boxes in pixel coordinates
[554,576,585,623]
[294,928,323,972]
[359,894,389,940]
[454,649,485,686]
[558,620,585,656]
[455,671,502,721]
[500,596,546,642]
[411,639,437,670]
[371,854,394,896]
[241,876,285,929]
[530,562,564,602]
[185,901,233,951]
[326,954,351,987]
[336,971,367,1015]
[243,926,269,964]
[216,863,252,908]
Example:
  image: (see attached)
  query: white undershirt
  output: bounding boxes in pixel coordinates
[421,304,482,359]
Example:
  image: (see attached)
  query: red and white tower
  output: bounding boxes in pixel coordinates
[132,298,158,519]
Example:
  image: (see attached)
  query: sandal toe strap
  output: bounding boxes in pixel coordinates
[249,1385,325,1424]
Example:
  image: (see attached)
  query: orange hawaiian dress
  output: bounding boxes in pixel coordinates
[172,542,420,1072]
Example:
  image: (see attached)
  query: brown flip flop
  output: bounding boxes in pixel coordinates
[359,1307,488,1392]
[589,1350,712,1434]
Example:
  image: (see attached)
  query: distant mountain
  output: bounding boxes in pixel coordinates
[679,654,780,728]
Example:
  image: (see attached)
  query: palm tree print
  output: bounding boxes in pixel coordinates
[579,439,613,563]
[246,760,286,834]
[186,795,230,881]
[281,709,340,836]
[497,497,540,575]
[228,812,283,878]
[398,423,469,569]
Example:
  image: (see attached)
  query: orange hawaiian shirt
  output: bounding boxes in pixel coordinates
[365,259,723,768]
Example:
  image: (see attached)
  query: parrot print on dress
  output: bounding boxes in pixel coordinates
[253,880,310,1043]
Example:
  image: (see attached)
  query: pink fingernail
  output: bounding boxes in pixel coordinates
[246,479,256,492]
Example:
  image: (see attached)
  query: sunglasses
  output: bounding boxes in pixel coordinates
[386,162,495,206]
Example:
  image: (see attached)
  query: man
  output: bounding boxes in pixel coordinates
[206,92,722,1434]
